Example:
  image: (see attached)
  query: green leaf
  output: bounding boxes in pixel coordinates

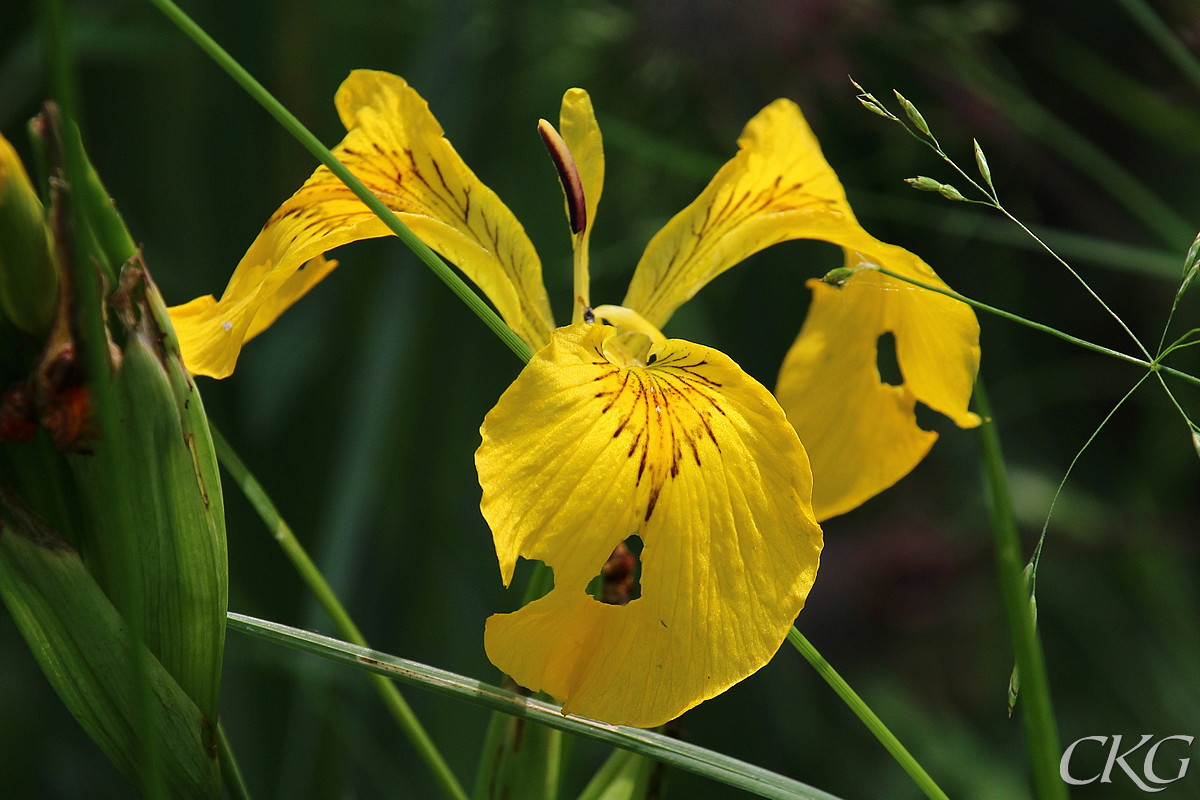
[0,483,221,798]
[474,708,564,800]
[67,264,227,722]
[227,613,845,800]
[576,749,654,800]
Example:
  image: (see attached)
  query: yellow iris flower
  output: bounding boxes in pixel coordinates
[169,71,980,727]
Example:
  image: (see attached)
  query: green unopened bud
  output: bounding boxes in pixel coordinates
[905,176,967,202]
[820,266,858,288]
[0,134,58,336]
[71,262,228,725]
[1180,231,1200,297]
[973,138,993,189]
[893,90,931,138]
[1,113,226,798]
[849,77,899,122]
[905,175,943,192]
[937,183,967,202]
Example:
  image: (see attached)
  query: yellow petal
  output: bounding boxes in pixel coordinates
[477,323,822,727]
[622,98,856,329]
[167,254,338,379]
[775,236,981,521]
[559,89,604,321]
[169,70,554,377]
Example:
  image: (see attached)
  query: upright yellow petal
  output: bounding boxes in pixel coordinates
[477,323,822,727]
[169,70,554,378]
[775,235,981,521]
[622,98,855,329]
[559,89,604,322]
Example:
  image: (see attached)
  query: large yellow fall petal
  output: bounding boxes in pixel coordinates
[621,98,855,329]
[477,323,822,727]
[169,70,554,378]
[775,236,981,521]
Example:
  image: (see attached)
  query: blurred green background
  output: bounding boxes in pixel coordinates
[3,0,1199,797]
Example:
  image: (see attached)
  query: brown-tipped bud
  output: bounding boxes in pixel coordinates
[537,118,586,235]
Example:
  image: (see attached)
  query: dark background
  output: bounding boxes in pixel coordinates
[2,1,1199,797]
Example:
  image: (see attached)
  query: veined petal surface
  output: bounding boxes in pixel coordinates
[169,70,553,378]
[478,323,822,727]
[622,98,855,329]
[776,236,981,521]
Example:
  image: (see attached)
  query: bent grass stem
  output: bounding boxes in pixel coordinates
[145,0,532,366]
[787,628,950,800]
[869,266,1200,389]
[210,426,469,800]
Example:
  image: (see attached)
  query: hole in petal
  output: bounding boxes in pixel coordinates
[587,535,643,605]
[875,331,902,386]
[516,558,554,602]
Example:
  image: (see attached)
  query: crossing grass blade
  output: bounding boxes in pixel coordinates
[226,613,845,800]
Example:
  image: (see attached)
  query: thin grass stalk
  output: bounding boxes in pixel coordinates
[210,426,469,800]
[869,265,1200,389]
[217,725,253,800]
[228,613,846,800]
[973,378,1065,800]
[786,628,950,800]
[952,58,1194,249]
[143,0,532,366]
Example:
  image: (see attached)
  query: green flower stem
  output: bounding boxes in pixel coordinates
[210,426,469,800]
[217,724,253,800]
[974,378,1065,800]
[143,0,533,366]
[871,266,1200,389]
[786,628,950,800]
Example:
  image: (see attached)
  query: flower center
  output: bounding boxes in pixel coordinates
[588,304,667,368]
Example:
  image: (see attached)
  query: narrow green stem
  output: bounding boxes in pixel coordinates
[143,0,532,366]
[870,265,1200,388]
[993,208,1152,360]
[231,614,843,800]
[786,628,949,800]
[974,379,1065,800]
[210,426,469,800]
[217,724,253,800]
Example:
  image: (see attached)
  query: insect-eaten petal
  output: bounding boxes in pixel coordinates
[477,323,822,727]
[776,237,981,521]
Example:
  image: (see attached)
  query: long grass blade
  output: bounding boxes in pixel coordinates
[226,613,844,800]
